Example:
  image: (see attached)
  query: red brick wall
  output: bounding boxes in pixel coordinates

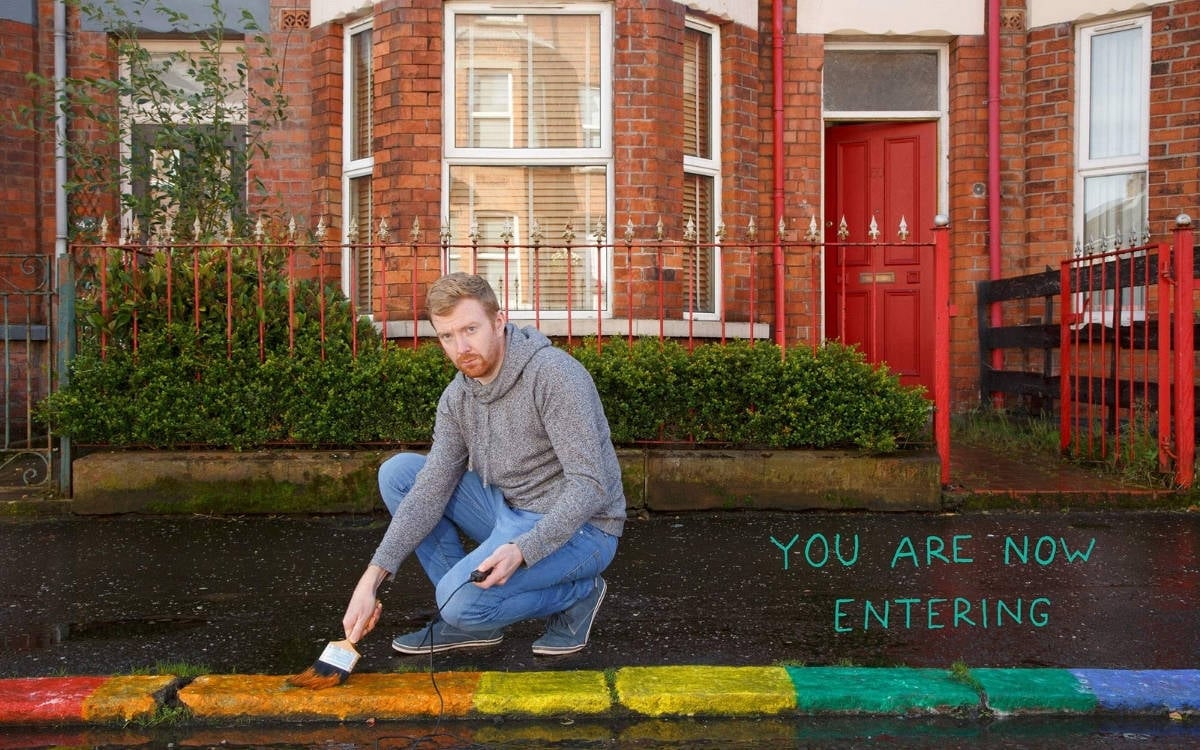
[309,20,343,225]
[247,0,316,235]
[1022,22,1072,274]
[1150,2,1200,231]
[723,18,769,328]
[371,0,446,305]
[775,26,824,345]
[0,18,40,254]
[945,32,991,406]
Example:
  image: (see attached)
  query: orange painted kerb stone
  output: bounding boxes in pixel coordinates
[0,676,109,724]
[82,675,177,724]
[179,672,483,722]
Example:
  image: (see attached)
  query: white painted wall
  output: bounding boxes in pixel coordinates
[1030,0,1171,28]
[682,0,758,28]
[794,0,983,35]
[312,0,376,28]
[313,0,758,29]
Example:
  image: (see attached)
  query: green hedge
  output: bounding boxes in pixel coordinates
[41,249,931,452]
[43,333,929,452]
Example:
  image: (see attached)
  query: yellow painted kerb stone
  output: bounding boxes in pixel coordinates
[615,666,795,717]
[474,670,611,715]
[179,672,482,722]
[81,675,177,724]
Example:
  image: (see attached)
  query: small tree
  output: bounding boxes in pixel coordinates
[19,0,289,240]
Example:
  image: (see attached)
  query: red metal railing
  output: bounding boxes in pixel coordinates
[1059,216,1196,488]
[68,214,953,479]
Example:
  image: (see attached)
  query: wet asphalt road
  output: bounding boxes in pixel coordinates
[0,509,1198,678]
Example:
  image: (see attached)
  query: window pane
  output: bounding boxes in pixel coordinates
[1089,27,1141,160]
[824,50,939,112]
[684,172,715,314]
[453,13,601,149]
[349,175,374,310]
[684,27,711,159]
[1083,171,1146,250]
[447,165,607,312]
[351,28,373,161]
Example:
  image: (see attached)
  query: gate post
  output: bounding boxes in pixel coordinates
[933,215,950,486]
[1158,241,1173,474]
[54,252,75,496]
[1173,214,1194,488]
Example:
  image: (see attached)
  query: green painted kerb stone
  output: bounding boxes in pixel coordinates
[973,668,1097,714]
[615,666,795,716]
[473,671,611,716]
[785,667,980,714]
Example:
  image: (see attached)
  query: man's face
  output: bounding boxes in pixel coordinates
[430,298,507,383]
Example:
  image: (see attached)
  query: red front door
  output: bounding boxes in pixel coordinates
[824,121,937,394]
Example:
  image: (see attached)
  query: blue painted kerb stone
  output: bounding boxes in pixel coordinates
[1071,669,1200,713]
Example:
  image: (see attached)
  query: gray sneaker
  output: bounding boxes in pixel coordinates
[532,578,607,656]
[391,619,504,655]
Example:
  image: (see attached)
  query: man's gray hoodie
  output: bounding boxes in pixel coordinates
[370,324,626,574]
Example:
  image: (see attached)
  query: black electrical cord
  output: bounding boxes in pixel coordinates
[376,572,496,750]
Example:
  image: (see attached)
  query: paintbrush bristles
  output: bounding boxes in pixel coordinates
[287,665,345,689]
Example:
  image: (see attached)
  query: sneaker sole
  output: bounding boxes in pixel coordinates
[392,634,503,655]
[531,579,607,656]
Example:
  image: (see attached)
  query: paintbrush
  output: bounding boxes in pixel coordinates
[288,598,381,690]
[287,638,361,689]
[287,638,360,689]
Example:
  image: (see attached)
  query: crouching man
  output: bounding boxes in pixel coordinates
[341,272,626,655]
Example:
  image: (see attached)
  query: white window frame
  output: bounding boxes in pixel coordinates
[341,17,375,305]
[443,2,615,320]
[1073,14,1150,326]
[683,18,722,321]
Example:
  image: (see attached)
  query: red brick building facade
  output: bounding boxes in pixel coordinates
[4,0,1199,410]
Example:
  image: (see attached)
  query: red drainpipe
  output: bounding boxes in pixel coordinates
[988,0,1003,378]
[772,0,786,347]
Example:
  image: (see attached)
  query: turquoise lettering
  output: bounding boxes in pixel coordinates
[927,597,946,629]
[953,597,976,628]
[864,599,889,629]
[1004,535,1029,565]
[1060,538,1096,563]
[891,536,918,568]
[834,598,853,632]
[804,534,830,568]
[770,534,799,570]
[952,534,973,563]
[1030,597,1050,626]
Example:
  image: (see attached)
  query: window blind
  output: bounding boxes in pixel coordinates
[453,13,601,150]
[447,165,607,312]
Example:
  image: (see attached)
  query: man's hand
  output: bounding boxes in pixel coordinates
[473,542,525,587]
[342,564,389,643]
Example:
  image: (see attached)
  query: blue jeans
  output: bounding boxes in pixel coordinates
[378,452,618,632]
